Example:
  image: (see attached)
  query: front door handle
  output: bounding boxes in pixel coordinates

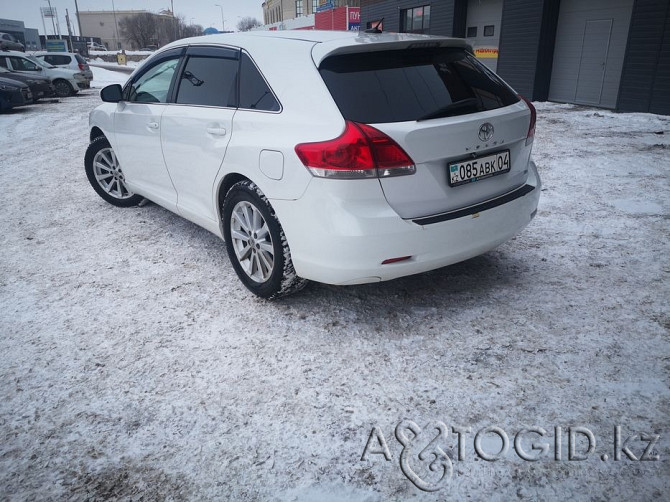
[206,127,227,136]
[147,121,159,129]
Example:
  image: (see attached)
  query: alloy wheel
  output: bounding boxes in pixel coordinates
[230,201,275,282]
[92,147,133,200]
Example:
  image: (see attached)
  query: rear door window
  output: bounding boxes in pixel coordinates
[44,55,71,66]
[175,47,239,108]
[319,47,519,123]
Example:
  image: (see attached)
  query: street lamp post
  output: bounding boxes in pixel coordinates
[44,0,57,37]
[215,4,224,32]
[111,0,120,50]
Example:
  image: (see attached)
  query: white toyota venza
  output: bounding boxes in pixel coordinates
[86,31,541,298]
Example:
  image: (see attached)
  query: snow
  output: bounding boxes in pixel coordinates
[90,49,155,56]
[1,76,669,500]
[88,66,129,88]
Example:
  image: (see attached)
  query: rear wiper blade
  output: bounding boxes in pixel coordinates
[417,98,481,121]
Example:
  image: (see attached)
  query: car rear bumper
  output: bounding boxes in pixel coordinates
[272,161,541,285]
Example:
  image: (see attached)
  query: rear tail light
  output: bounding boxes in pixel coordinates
[295,121,416,179]
[78,63,86,71]
[519,95,536,145]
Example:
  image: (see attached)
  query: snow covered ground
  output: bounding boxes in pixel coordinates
[0,67,669,500]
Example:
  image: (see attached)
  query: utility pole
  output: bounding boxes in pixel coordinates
[111,0,120,50]
[171,0,178,41]
[74,0,82,38]
[46,0,57,37]
[40,9,47,39]
[65,9,74,51]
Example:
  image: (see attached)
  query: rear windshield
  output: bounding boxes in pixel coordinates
[319,47,519,123]
[75,54,87,64]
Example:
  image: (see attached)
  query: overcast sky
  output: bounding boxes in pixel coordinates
[2,0,265,35]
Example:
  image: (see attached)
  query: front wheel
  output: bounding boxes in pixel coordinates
[222,180,307,299]
[84,136,143,207]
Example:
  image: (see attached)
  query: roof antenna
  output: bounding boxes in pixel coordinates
[364,18,384,34]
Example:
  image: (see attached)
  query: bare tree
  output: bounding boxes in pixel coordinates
[119,13,158,49]
[182,23,204,38]
[237,17,261,32]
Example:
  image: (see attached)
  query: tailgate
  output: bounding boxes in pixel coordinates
[318,43,534,219]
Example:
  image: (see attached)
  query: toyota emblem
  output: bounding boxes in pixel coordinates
[478,123,494,142]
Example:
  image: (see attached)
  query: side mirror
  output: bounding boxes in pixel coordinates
[100,83,123,103]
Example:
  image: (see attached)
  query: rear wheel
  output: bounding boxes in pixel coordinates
[53,79,74,97]
[85,136,142,207]
[222,180,307,299]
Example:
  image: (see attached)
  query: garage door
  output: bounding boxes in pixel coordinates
[548,0,633,108]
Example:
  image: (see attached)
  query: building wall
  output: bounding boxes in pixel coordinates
[618,0,670,114]
[24,28,41,51]
[0,18,26,44]
[464,0,503,72]
[361,0,457,34]
[79,11,175,50]
[262,1,360,26]
[357,0,670,114]
[79,11,135,50]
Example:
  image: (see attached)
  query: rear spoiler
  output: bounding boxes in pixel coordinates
[311,33,471,67]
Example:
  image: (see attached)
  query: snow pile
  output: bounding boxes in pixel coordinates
[90,66,129,88]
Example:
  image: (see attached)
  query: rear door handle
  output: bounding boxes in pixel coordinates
[147,121,159,129]
[206,127,227,136]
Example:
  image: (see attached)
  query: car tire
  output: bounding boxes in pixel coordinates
[84,136,143,207]
[53,79,74,97]
[222,180,307,299]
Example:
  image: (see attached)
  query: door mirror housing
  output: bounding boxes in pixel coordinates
[101,84,123,103]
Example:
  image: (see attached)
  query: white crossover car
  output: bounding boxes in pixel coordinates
[85,31,540,298]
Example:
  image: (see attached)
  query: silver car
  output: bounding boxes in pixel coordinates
[0,32,24,52]
[33,52,93,89]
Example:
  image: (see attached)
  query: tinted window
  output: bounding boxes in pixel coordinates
[43,55,70,65]
[75,54,87,65]
[9,57,39,71]
[176,52,238,107]
[239,53,280,111]
[320,48,519,123]
[0,58,7,69]
[128,57,180,103]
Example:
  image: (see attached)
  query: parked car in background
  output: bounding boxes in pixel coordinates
[85,31,540,298]
[0,32,24,51]
[0,76,32,112]
[0,50,85,97]
[0,67,55,101]
[87,42,107,51]
[33,52,93,89]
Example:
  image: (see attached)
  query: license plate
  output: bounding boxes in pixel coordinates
[448,150,510,187]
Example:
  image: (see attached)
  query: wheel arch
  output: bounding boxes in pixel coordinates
[90,126,106,143]
[216,172,251,232]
